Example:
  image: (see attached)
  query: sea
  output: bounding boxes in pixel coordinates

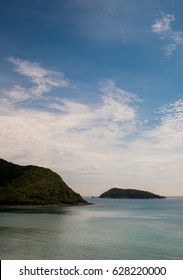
[0,197,183,260]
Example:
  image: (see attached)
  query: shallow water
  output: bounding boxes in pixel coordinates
[0,197,183,259]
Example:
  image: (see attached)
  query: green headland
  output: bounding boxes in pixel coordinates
[0,158,88,206]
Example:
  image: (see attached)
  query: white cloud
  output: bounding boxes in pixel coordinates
[48,79,140,142]
[99,79,141,104]
[6,57,69,99]
[147,100,183,149]
[2,85,30,104]
[151,14,174,34]
[151,13,183,56]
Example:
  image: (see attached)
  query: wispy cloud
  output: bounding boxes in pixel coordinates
[48,79,140,142]
[148,100,183,149]
[151,13,183,56]
[151,14,174,34]
[5,57,69,102]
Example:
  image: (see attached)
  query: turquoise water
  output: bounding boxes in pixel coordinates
[0,197,183,259]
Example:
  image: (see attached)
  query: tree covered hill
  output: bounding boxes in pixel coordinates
[99,188,165,199]
[0,158,88,206]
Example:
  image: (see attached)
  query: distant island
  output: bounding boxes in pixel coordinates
[0,158,88,206]
[99,188,165,199]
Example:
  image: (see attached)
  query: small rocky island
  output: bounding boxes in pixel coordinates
[0,158,88,206]
[99,188,165,199]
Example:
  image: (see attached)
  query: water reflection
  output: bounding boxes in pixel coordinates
[0,206,69,214]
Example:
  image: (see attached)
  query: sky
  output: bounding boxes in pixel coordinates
[1,0,183,196]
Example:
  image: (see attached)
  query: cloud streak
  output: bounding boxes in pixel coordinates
[151,13,183,56]
[5,57,69,102]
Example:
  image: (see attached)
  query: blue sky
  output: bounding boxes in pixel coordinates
[1,0,183,196]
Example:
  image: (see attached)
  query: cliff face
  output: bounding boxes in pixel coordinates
[99,188,165,199]
[0,158,88,206]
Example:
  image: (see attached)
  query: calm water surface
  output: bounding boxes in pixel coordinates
[0,197,183,259]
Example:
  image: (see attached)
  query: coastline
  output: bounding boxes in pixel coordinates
[0,202,92,209]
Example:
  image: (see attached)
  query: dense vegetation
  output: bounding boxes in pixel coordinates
[99,188,165,199]
[0,158,88,206]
